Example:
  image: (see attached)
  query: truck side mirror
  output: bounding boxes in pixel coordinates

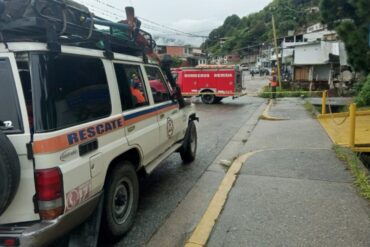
[160,55,186,108]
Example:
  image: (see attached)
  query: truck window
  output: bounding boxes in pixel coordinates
[114,63,149,111]
[145,66,171,103]
[0,58,23,133]
[16,53,33,131]
[31,54,111,132]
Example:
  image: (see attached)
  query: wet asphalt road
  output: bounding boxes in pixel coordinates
[49,74,267,247]
[110,92,265,246]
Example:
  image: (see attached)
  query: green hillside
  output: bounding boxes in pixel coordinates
[204,0,321,55]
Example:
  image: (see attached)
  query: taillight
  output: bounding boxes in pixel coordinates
[35,168,64,220]
[0,237,19,246]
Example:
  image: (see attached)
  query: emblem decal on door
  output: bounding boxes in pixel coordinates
[60,149,78,161]
[167,118,174,137]
[66,181,92,212]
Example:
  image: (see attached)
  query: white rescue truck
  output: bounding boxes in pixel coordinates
[0,1,198,246]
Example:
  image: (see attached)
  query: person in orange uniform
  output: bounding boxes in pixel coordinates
[270,70,278,99]
[130,74,146,104]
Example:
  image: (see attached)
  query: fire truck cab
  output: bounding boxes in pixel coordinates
[173,65,245,104]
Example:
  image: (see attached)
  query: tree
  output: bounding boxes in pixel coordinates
[224,15,241,28]
[202,0,320,55]
[320,0,370,73]
[171,56,184,68]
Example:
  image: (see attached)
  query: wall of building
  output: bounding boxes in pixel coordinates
[313,64,331,81]
[166,46,185,57]
[294,42,325,65]
[294,64,332,81]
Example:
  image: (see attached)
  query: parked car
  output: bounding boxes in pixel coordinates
[259,67,271,76]
[240,63,249,71]
[250,67,260,74]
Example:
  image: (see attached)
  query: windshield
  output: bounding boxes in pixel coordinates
[0,58,23,133]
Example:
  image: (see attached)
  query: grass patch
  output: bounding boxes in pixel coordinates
[334,145,370,201]
[259,87,323,98]
[303,101,318,118]
[359,106,370,111]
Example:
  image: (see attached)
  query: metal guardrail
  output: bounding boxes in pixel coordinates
[319,90,370,153]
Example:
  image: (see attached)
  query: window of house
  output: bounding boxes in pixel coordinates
[114,63,149,111]
[145,66,171,103]
[296,35,304,42]
[31,54,111,132]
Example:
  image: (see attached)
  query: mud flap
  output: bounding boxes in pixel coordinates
[68,194,104,247]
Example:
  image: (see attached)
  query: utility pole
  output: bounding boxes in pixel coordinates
[272,14,281,89]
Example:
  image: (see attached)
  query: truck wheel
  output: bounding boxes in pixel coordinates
[0,131,20,216]
[180,121,197,163]
[201,92,215,104]
[102,161,139,241]
[214,97,223,103]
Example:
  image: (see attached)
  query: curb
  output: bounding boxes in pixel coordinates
[184,152,257,247]
[260,100,289,121]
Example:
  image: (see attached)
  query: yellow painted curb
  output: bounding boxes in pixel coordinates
[260,100,289,121]
[184,152,257,247]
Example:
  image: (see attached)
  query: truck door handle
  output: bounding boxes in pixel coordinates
[160,114,165,119]
[127,125,135,132]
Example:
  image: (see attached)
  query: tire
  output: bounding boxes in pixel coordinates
[201,91,215,104]
[102,161,139,241]
[180,121,197,163]
[0,131,21,216]
[214,97,223,103]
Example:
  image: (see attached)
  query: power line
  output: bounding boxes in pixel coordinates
[82,1,124,20]
[142,23,205,38]
[81,1,209,39]
[138,16,208,38]
[191,29,214,34]
[89,7,124,20]
[86,0,124,14]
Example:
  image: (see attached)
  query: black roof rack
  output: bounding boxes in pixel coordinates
[0,1,156,58]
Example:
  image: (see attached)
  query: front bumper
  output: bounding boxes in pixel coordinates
[0,192,101,247]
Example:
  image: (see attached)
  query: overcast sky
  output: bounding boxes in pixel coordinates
[78,0,272,45]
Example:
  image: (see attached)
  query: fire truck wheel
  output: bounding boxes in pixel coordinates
[201,92,215,104]
[214,97,223,103]
[102,161,139,241]
[180,121,197,163]
[0,131,21,216]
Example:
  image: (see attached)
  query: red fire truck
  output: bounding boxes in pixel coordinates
[172,65,245,104]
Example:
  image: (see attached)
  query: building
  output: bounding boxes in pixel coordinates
[209,54,240,65]
[276,27,339,82]
[155,45,207,67]
[306,23,326,33]
[239,44,272,69]
[292,40,347,90]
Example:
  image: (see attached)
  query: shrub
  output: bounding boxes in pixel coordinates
[355,74,370,107]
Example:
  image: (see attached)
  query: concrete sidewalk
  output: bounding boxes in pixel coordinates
[207,98,370,247]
